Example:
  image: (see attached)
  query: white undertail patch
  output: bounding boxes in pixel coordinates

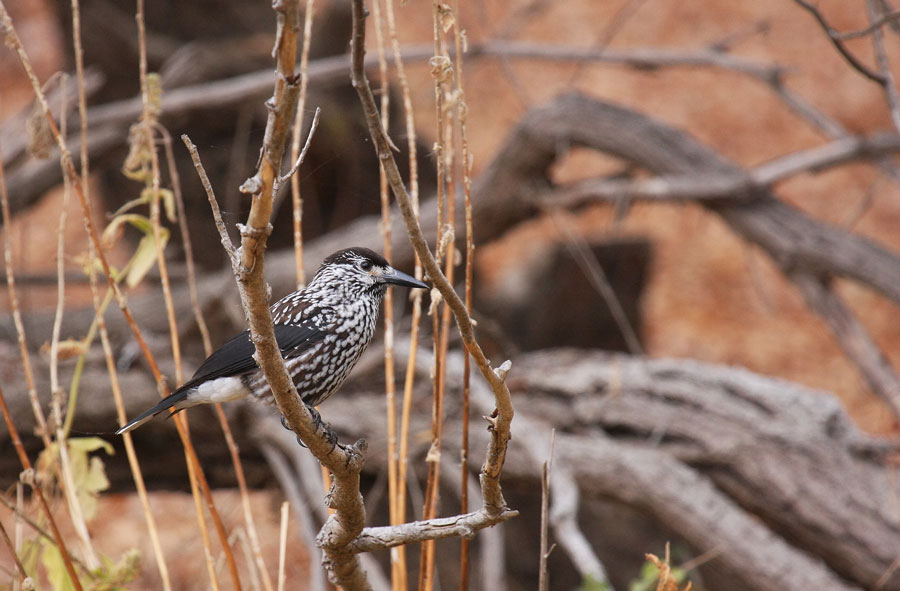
[187,377,251,407]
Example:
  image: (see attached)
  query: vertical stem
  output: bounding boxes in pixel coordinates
[0,383,84,591]
[290,0,316,289]
[451,9,473,589]
[92,243,173,590]
[370,1,403,589]
[386,0,422,583]
[419,3,452,588]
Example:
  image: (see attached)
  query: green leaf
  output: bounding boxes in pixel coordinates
[126,229,168,288]
[581,573,612,591]
[158,188,177,223]
[630,561,661,591]
[66,437,114,521]
[88,549,141,591]
[41,539,78,591]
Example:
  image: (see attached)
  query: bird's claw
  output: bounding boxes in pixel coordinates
[280,408,340,452]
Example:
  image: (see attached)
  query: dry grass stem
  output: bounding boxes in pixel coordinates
[538,431,554,591]
[289,0,317,289]
[385,0,423,585]
[156,124,213,352]
[451,2,476,584]
[0,382,84,591]
[164,121,271,591]
[136,0,241,583]
[370,2,405,589]
[277,501,290,591]
[0,518,26,585]
[3,5,246,587]
[89,249,174,589]
[51,95,102,570]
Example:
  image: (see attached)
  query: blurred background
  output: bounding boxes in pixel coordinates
[2,0,900,589]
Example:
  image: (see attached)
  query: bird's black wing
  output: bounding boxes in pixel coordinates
[176,324,327,393]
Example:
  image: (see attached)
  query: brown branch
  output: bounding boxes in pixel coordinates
[208,1,371,589]
[350,0,514,517]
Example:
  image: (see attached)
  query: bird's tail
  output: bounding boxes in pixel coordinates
[116,387,192,434]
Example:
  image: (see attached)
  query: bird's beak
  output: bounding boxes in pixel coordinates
[383,267,429,289]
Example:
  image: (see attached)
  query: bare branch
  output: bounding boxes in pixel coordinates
[835,8,900,39]
[545,131,900,207]
[790,272,900,417]
[866,0,900,135]
[792,0,886,84]
[182,134,237,261]
[346,508,518,553]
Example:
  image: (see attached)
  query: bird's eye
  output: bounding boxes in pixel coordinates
[360,260,373,271]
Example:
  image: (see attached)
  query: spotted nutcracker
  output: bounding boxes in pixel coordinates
[117,247,427,434]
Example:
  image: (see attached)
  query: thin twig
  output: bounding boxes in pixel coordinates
[0,518,27,586]
[181,135,236,259]
[136,0,241,580]
[0,119,53,458]
[155,124,213,353]
[835,8,900,39]
[792,0,886,84]
[419,3,453,587]
[50,80,102,570]
[866,0,900,135]
[450,2,474,587]
[791,272,900,418]
[547,208,644,355]
[538,431,554,591]
[288,0,316,289]
[256,437,326,591]
[274,107,321,192]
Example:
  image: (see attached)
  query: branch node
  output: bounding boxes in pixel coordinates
[494,360,512,381]
[240,174,264,194]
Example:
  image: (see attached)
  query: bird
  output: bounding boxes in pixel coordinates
[117,247,428,434]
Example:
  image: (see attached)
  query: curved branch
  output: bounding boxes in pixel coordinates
[347,508,518,554]
[349,0,514,514]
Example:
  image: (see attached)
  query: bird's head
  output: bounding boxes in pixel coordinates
[313,247,428,297]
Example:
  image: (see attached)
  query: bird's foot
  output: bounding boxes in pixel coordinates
[279,408,339,451]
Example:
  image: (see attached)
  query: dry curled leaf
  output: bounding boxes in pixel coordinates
[39,338,88,361]
[645,552,692,591]
[27,99,53,159]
